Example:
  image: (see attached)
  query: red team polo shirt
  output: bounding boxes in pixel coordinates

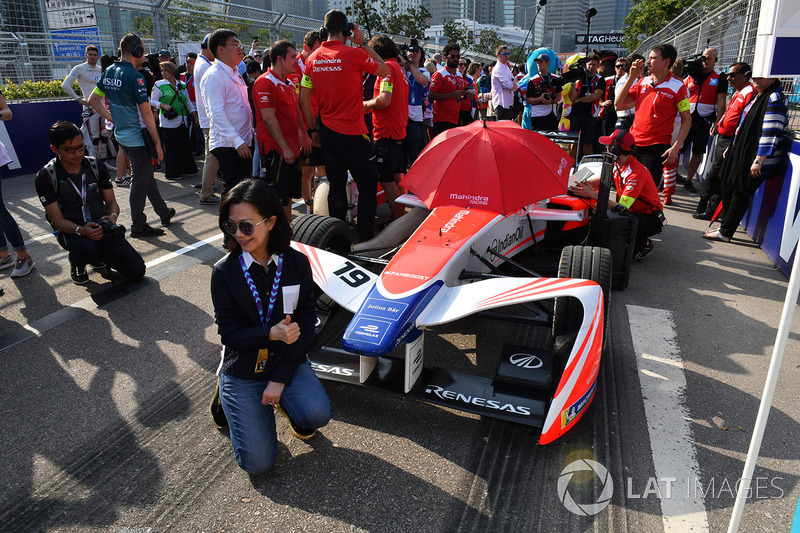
[372,58,409,140]
[615,156,663,213]
[302,40,380,136]
[252,69,300,157]
[627,73,690,146]
[716,83,755,137]
[430,67,460,125]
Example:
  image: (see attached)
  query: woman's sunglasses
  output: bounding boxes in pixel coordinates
[223,217,269,236]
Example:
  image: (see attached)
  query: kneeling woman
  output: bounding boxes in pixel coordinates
[211,179,331,475]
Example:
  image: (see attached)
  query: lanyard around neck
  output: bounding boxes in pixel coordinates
[239,253,284,328]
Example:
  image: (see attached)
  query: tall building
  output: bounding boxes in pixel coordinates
[544,0,589,51]
[589,0,630,33]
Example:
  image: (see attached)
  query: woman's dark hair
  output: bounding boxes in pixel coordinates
[100,54,114,71]
[369,35,399,61]
[48,121,82,147]
[219,179,292,255]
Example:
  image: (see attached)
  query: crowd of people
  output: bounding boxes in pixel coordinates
[0,10,792,473]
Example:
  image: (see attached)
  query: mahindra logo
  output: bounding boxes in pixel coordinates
[509,353,543,369]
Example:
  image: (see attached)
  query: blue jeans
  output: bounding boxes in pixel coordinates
[0,165,26,253]
[219,360,331,475]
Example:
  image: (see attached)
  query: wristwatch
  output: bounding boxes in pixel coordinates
[75,225,82,236]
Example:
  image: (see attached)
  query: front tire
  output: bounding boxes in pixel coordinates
[552,245,612,339]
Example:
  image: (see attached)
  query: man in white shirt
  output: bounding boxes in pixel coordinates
[490,45,518,121]
[62,45,102,157]
[200,28,253,194]
[194,34,221,205]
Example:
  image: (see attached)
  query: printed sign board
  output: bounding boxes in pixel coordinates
[51,27,102,62]
[574,33,624,46]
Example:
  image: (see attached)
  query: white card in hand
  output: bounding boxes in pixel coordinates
[282,285,300,314]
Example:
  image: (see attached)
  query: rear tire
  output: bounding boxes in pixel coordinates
[552,245,612,339]
[313,181,330,217]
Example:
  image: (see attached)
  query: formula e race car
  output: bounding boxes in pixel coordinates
[290,126,627,444]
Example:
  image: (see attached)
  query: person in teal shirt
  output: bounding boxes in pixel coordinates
[88,33,175,238]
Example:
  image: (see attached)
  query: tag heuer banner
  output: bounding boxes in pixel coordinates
[575,34,624,45]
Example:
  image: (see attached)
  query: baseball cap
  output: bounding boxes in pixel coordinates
[599,129,635,151]
[202,33,212,45]
[159,49,170,56]
[533,51,550,62]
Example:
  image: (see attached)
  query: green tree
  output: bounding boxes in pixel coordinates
[622,0,723,52]
[475,27,503,56]
[345,0,387,35]
[384,2,431,40]
[442,19,471,50]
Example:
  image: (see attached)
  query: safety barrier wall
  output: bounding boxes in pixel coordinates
[743,139,800,278]
[1,100,82,177]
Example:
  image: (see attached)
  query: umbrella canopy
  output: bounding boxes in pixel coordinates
[401,120,574,215]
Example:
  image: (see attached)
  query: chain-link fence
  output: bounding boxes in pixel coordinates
[633,0,799,134]
[1,0,325,85]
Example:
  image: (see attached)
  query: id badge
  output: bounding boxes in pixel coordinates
[82,205,92,223]
[254,348,269,373]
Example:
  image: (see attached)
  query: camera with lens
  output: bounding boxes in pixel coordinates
[560,56,589,85]
[96,218,126,237]
[683,52,704,80]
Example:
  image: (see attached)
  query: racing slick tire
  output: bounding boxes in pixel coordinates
[292,214,352,314]
[552,245,612,339]
[312,180,330,217]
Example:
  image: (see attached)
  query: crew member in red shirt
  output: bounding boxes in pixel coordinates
[615,43,691,188]
[363,35,409,220]
[253,40,312,221]
[694,61,755,219]
[570,129,664,261]
[428,43,465,139]
[300,10,388,241]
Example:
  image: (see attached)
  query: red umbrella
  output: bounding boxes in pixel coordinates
[401,120,574,215]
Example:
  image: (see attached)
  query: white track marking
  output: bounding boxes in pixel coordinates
[627,304,709,533]
[145,233,223,268]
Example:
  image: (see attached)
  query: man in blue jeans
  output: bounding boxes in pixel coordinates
[88,33,175,238]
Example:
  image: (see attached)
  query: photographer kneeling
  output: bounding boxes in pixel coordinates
[35,121,146,285]
[569,129,665,261]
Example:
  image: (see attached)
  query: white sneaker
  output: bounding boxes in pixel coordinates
[10,257,34,278]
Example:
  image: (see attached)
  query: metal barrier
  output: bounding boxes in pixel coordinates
[632,0,799,134]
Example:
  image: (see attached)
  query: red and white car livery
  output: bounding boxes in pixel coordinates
[292,197,605,444]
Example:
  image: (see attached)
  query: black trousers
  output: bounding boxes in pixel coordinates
[430,121,458,140]
[633,144,670,188]
[318,121,378,242]
[719,177,763,239]
[162,124,198,178]
[700,135,733,199]
[631,211,663,253]
[529,113,558,132]
[211,146,252,195]
[57,232,145,280]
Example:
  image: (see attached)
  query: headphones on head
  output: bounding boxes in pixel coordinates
[320,15,352,39]
[119,34,145,58]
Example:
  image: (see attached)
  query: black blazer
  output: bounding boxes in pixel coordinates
[210,247,316,383]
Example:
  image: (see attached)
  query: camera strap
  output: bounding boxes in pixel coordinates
[239,253,284,328]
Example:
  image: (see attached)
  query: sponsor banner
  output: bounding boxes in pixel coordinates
[574,33,624,46]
